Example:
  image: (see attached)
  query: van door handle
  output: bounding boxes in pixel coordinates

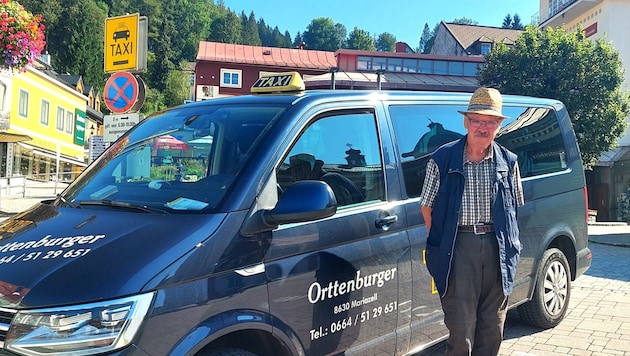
[375,214,398,228]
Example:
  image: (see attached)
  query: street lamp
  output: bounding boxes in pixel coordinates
[329,67,339,90]
[376,69,386,90]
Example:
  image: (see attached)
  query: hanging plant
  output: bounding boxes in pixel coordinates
[0,0,46,72]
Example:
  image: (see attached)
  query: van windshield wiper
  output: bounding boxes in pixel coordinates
[75,200,170,214]
[56,194,80,209]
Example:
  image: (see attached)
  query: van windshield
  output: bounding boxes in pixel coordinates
[61,104,287,212]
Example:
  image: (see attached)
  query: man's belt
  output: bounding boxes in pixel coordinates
[458,223,494,235]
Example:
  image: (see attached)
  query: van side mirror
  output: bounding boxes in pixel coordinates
[241,180,337,236]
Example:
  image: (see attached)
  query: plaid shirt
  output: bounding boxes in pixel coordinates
[419,148,524,225]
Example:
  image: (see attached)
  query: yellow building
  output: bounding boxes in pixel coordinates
[0,61,92,182]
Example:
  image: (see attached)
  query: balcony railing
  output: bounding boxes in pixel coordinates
[539,0,579,24]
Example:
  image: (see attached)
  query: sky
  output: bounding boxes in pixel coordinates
[223,0,540,49]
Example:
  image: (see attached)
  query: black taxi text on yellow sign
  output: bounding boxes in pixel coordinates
[251,72,306,93]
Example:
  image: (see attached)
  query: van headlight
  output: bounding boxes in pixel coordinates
[6,292,154,356]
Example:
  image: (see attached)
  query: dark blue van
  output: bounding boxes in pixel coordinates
[0,73,590,355]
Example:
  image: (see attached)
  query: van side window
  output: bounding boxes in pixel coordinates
[389,104,569,198]
[389,105,464,198]
[496,107,568,178]
[277,111,385,207]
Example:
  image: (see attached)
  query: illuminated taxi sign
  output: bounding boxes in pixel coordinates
[251,72,305,93]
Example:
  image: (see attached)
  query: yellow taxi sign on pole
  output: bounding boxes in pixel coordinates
[104,13,139,73]
[251,72,305,93]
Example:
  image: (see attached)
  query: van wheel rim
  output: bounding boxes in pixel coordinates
[543,260,568,316]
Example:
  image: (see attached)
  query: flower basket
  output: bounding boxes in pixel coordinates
[0,0,46,72]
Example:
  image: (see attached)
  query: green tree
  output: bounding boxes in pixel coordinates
[241,11,261,45]
[452,17,478,25]
[303,17,345,51]
[419,23,432,53]
[502,13,525,30]
[141,85,167,116]
[502,14,513,28]
[137,52,162,114]
[145,0,176,91]
[209,10,241,43]
[163,63,191,107]
[422,23,439,54]
[334,23,347,49]
[478,26,630,167]
[293,31,304,48]
[376,32,396,52]
[257,18,272,45]
[511,14,524,30]
[346,27,376,51]
[173,0,217,61]
[46,0,107,87]
[270,27,291,48]
[20,0,63,30]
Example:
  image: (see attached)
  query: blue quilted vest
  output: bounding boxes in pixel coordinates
[425,136,521,297]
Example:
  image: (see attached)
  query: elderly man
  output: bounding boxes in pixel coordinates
[419,87,525,355]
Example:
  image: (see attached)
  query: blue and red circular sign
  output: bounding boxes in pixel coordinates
[104,72,144,114]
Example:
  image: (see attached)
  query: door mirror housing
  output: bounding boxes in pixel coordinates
[241,180,337,236]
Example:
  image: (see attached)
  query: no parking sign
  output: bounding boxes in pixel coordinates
[104,72,146,114]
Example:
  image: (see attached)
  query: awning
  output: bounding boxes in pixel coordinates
[0,132,32,143]
[595,146,630,167]
[17,142,88,167]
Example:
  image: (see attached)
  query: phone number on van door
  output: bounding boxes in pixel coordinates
[310,300,398,341]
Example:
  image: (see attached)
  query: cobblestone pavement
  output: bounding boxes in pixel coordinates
[415,241,630,356]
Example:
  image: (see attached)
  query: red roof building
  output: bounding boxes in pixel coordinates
[195,42,336,99]
[194,41,486,99]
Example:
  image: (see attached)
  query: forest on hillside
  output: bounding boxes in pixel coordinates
[18,0,523,115]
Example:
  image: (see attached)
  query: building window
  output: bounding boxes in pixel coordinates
[464,62,478,76]
[373,57,387,71]
[419,60,432,73]
[434,61,448,75]
[57,106,65,131]
[355,55,479,77]
[402,59,419,72]
[220,69,242,88]
[387,58,403,72]
[18,90,28,118]
[357,56,372,71]
[448,61,464,76]
[65,110,74,134]
[481,43,491,55]
[40,99,50,125]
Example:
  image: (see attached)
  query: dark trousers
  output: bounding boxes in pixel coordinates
[440,232,508,356]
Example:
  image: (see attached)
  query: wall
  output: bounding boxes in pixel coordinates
[10,66,87,163]
[430,23,465,56]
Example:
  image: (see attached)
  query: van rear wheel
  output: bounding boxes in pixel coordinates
[201,348,257,356]
[518,248,571,329]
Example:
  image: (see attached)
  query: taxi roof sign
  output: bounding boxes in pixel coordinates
[251,72,305,93]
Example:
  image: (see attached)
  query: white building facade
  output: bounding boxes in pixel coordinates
[536,0,630,221]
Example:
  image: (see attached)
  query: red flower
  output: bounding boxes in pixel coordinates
[1,0,46,72]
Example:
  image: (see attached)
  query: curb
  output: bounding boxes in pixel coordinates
[588,237,630,248]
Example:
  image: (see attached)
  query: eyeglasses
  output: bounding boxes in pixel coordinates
[467,117,502,129]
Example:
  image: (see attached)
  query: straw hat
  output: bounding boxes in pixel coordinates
[458,87,508,118]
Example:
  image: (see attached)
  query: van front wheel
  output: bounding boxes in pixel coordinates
[517,248,571,329]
